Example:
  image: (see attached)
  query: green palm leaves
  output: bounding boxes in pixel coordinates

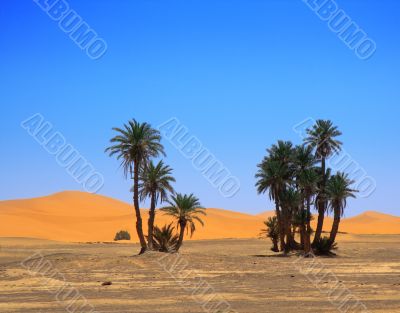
[138,160,175,204]
[327,172,356,216]
[152,223,180,253]
[161,193,206,251]
[305,119,342,159]
[106,119,165,177]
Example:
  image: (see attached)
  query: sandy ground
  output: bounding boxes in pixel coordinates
[0,235,399,313]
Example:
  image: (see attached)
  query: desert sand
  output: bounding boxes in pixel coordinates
[0,235,399,312]
[1,192,400,312]
[0,191,399,243]
[0,191,399,242]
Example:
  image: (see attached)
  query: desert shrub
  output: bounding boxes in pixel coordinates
[153,223,179,253]
[114,230,131,241]
[313,236,337,256]
[260,216,279,252]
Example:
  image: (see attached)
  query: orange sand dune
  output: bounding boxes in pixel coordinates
[0,191,264,242]
[340,211,400,234]
[0,191,398,242]
[255,210,275,220]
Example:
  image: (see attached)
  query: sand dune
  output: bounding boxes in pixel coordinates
[0,191,398,242]
[339,211,400,234]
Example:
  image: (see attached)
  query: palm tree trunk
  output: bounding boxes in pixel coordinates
[274,198,286,252]
[147,191,156,250]
[329,208,341,246]
[304,196,312,255]
[176,220,186,252]
[286,210,298,252]
[313,157,326,246]
[285,217,292,253]
[313,205,325,245]
[299,200,305,250]
[272,238,279,252]
[133,160,147,254]
[300,225,305,249]
[282,207,291,254]
[286,206,300,251]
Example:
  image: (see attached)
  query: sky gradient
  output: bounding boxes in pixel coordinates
[1,0,399,217]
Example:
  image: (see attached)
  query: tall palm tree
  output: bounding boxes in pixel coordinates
[138,160,175,250]
[293,145,318,253]
[160,193,206,252]
[326,173,356,246]
[256,159,291,252]
[305,120,342,246]
[106,119,165,254]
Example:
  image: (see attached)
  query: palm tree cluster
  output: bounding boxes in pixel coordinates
[106,119,206,254]
[256,120,356,255]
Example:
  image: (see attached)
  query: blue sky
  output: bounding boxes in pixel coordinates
[1,0,399,216]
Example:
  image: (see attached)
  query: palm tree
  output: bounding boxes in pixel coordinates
[293,145,317,174]
[297,168,320,254]
[137,160,175,250]
[160,193,206,252]
[292,210,306,247]
[106,119,165,254]
[326,173,356,246]
[305,120,342,246]
[260,216,279,252]
[279,187,301,252]
[152,223,179,253]
[256,159,291,252]
[268,140,294,167]
[293,145,318,254]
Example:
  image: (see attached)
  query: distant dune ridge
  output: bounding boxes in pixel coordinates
[0,191,398,242]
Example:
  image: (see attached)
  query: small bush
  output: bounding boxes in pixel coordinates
[313,236,337,256]
[114,230,131,241]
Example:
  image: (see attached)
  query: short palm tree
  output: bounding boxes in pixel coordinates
[255,159,291,252]
[305,120,342,245]
[160,193,206,252]
[260,216,279,252]
[106,119,165,254]
[137,160,175,250]
[326,172,356,246]
[152,223,179,253]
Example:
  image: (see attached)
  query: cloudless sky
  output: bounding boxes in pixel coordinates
[1,0,399,217]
